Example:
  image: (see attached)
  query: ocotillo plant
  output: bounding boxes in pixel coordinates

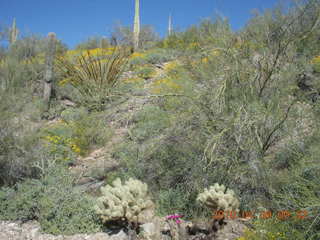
[9,18,19,45]
[42,32,57,118]
[133,0,140,52]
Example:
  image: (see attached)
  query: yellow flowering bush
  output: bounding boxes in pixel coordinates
[63,47,116,60]
[151,77,182,94]
[44,135,81,153]
[201,57,209,63]
[164,60,179,72]
[128,51,148,69]
[43,133,81,163]
[237,229,288,240]
[311,55,320,72]
[136,65,157,80]
[130,51,147,60]
[187,42,200,50]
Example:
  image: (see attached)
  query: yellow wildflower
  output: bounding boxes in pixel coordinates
[130,52,146,59]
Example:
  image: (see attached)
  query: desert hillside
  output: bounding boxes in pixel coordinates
[0,0,320,239]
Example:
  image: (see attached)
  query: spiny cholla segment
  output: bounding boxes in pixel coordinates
[196,183,240,212]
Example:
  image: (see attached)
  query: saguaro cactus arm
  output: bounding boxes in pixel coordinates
[133,0,140,51]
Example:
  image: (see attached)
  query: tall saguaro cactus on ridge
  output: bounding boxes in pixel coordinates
[9,18,19,45]
[42,32,57,118]
[133,0,140,52]
[168,14,173,36]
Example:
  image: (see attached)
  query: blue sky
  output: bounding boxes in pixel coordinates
[1,0,281,48]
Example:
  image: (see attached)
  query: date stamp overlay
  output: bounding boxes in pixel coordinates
[212,209,313,221]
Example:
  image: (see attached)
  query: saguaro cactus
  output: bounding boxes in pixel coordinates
[133,0,140,51]
[9,18,19,45]
[42,32,57,118]
[168,14,173,36]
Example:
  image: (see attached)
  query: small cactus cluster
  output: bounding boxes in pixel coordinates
[196,183,240,212]
[94,178,154,223]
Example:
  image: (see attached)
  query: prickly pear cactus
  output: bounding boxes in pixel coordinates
[196,183,240,212]
[94,178,154,224]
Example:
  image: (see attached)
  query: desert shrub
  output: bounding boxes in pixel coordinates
[75,36,110,50]
[42,111,112,158]
[111,24,159,50]
[114,116,208,217]
[143,48,177,64]
[0,55,41,94]
[0,164,102,235]
[130,105,171,141]
[159,16,233,53]
[0,91,46,185]
[128,49,178,70]
[156,186,203,218]
[9,34,66,60]
[239,215,319,240]
[0,34,66,97]
[135,65,156,80]
[67,112,113,154]
[128,52,148,68]
[0,179,42,221]
[60,107,88,122]
[150,61,188,94]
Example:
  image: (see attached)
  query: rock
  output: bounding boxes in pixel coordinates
[0,221,111,240]
[141,223,156,234]
[138,208,155,224]
[140,223,159,239]
[109,230,128,240]
[61,99,76,107]
[214,219,248,240]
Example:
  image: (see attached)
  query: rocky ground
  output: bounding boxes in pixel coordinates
[0,218,248,240]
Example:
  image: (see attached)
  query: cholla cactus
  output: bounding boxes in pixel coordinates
[94,178,154,224]
[197,183,240,212]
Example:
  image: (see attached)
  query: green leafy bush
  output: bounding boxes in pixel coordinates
[0,92,45,185]
[156,187,203,218]
[143,48,177,64]
[0,165,102,235]
[135,65,156,80]
[131,105,170,141]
